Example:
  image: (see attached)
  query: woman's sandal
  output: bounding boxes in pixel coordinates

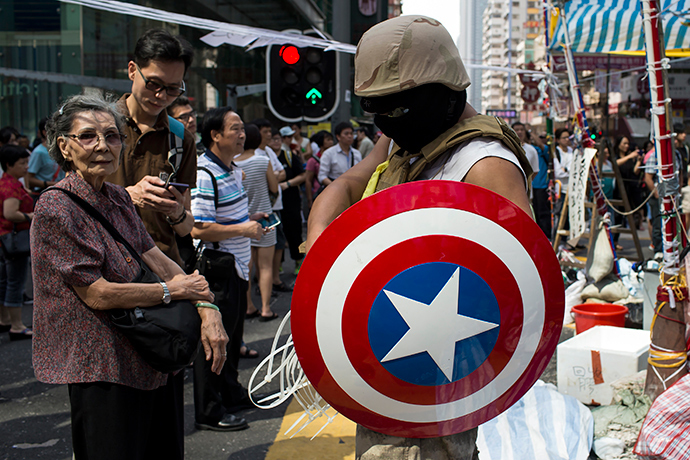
[245,310,261,319]
[239,346,260,359]
[258,312,279,323]
[9,328,32,341]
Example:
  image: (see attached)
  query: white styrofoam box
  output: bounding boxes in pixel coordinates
[557,326,650,405]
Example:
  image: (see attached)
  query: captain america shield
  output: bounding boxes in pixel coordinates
[291,180,564,438]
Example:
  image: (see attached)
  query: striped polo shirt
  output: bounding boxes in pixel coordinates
[191,152,251,280]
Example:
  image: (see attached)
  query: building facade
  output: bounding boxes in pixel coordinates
[481,0,542,116]
[0,0,329,140]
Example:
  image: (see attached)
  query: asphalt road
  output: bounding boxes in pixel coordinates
[0,259,298,460]
[0,227,650,460]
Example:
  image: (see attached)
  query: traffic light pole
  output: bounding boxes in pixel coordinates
[331,0,352,127]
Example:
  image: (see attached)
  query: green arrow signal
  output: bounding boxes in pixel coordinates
[306,88,322,104]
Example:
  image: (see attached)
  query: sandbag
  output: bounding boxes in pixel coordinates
[581,275,629,303]
[585,221,614,283]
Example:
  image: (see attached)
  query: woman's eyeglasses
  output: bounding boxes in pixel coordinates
[136,65,186,97]
[64,132,126,147]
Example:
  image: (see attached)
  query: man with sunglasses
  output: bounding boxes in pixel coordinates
[106,28,196,268]
[105,29,227,453]
[168,96,205,156]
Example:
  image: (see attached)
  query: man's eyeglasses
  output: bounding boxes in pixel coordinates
[174,110,197,122]
[64,132,126,148]
[136,64,186,97]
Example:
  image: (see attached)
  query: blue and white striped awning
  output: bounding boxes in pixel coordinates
[549,0,690,53]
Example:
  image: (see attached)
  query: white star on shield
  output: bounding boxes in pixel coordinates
[380,267,500,381]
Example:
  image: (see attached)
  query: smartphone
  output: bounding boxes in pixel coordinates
[257,213,281,229]
[167,182,189,194]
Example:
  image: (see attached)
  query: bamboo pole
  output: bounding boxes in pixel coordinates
[555,1,616,256]
[640,0,688,400]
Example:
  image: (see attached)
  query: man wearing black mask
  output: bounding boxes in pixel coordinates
[306,15,534,460]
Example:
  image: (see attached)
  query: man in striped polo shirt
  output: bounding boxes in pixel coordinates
[191,106,266,431]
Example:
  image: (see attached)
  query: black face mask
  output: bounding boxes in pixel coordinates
[361,84,467,153]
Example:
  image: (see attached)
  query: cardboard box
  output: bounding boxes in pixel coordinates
[557,326,650,405]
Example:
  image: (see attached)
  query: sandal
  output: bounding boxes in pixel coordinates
[245,310,261,319]
[259,312,279,322]
[239,346,260,359]
[9,328,32,341]
[272,283,293,293]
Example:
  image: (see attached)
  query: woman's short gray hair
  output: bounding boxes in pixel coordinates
[46,94,126,172]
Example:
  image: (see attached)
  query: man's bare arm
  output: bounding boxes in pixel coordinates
[463,156,532,216]
[306,136,391,252]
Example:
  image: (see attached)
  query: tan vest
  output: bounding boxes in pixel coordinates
[372,115,533,193]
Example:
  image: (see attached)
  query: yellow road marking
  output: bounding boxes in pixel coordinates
[265,397,356,460]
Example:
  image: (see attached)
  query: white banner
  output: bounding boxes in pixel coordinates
[567,147,598,246]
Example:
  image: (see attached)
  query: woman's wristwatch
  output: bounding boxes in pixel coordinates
[160,281,171,304]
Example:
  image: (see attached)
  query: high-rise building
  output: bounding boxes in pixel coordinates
[481,0,507,111]
[459,0,488,111]
[481,0,542,114]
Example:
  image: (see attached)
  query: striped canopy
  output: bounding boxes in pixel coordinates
[549,0,690,53]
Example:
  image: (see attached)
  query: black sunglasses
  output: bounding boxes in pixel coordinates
[136,65,186,97]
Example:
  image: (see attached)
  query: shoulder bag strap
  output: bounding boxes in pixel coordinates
[45,188,144,266]
[196,166,220,250]
[167,116,185,172]
[197,167,218,209]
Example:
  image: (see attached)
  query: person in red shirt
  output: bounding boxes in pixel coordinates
[0,144,33,339]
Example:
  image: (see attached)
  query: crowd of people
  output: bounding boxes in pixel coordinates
[0,26,378,459]
[518,121,690,257]
[2,14,689,460]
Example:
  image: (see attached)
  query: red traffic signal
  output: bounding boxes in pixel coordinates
[267,44,339,122]
[279,45,300,65]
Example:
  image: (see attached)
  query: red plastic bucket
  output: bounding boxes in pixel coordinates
[571,303,629,334]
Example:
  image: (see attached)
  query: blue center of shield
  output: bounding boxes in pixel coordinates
[367,262,500,386]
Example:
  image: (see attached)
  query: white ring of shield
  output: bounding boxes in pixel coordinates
[315,207,545,423]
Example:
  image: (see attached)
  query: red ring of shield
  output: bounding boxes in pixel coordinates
[342,235,523,405]
[292,181,564,438]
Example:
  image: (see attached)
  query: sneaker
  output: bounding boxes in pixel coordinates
[195,413,248,432]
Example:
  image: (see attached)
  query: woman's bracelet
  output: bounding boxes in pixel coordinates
[22,212,31,222]
[195,302,220,311]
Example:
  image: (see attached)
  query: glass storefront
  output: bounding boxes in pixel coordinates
[0,0,320,140]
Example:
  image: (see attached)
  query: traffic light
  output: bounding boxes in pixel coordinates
[266,44,339,122]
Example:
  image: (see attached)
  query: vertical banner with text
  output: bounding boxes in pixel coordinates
[567,147,598,245]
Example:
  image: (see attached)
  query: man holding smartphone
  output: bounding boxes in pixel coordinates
[106,29,198,267]
[105,29,227,456]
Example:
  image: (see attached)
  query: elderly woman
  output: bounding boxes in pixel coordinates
[31,94,228,460]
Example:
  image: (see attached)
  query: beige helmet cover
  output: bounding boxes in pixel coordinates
[354,15,471,98]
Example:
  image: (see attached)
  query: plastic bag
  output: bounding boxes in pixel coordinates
[477,381,593,460]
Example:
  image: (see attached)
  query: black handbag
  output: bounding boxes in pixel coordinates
[49,188,201,374]
[195,167,237,279]
[196,247,236,278]
[0,225,30,258]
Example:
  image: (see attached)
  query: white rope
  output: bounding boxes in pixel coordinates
[247,310,339,439]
